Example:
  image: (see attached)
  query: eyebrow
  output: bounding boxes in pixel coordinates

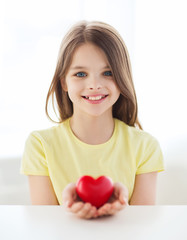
[69,65,110,70]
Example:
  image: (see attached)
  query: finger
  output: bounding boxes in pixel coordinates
[62,183,76,207]
[76,203,93,219]
[84,206,98,219]
[119,188,129,205]
[114,183,129,205]
[70,202,84,213]
[111,201,124,211]
[97,203,111,216]
[106,201,124,215]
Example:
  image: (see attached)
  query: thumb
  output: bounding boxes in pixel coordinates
[114,182,129,205]
[119,193,129,205]
[62,183,76,208]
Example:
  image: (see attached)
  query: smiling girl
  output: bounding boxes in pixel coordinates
[21,21,164,219]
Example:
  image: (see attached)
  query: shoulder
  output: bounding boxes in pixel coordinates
[26,119,70,146]
[115,118,160,147]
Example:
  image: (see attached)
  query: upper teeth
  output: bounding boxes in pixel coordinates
[85,96,104,100]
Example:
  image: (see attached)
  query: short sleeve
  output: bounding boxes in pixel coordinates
[20,132,49,176]
[136,137,164,175]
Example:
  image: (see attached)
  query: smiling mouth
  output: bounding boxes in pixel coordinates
[82,95,108,100]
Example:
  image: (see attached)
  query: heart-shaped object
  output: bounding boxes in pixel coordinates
[76,175,114,208]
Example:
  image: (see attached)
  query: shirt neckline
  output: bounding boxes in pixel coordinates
[66,118,118,149]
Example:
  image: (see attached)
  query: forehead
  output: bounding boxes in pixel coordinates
[69,43,109,69]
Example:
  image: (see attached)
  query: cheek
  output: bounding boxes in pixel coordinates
[64,78,75,93]
[61,79,68,92]
[114,90,120,102]
[68,84,81,94]
[66,83,82,102]
[110,81,120,96]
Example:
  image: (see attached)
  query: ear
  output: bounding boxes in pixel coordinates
[60,78,68,92]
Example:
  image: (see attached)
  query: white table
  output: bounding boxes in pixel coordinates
[0,206,186,240]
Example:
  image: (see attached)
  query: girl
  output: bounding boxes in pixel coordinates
[21,20,164,219]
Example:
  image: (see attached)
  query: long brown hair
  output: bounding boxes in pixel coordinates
[45,20,142,129]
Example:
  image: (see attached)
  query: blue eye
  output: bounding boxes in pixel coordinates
[76,72,87,77]
[104,71,112,76]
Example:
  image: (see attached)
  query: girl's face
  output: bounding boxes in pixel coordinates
[63,43,120,118]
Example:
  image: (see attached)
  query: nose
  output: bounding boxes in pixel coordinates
[87,75,102,90]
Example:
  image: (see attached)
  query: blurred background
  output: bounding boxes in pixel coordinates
[0,0,187,204]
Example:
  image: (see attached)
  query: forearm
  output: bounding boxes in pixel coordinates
[28,175,59,205]
[129,172,158,205]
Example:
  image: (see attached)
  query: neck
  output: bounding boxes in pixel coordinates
[69,113,115,145]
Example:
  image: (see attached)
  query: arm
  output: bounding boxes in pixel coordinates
[28,176,59,205]
[129,171,158,205]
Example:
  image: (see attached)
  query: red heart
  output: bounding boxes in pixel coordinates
[76,175,114,208]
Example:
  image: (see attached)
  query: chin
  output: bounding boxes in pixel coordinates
[84,109,112,118]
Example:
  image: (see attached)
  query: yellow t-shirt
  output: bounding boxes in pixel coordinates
[20,118,164,204]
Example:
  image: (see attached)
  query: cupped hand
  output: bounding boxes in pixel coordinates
[97,182,129,217]
[62,182,129,219]
[62,183,98,219]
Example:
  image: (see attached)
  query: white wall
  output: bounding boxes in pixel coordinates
[134,0,187,204]
[134,0,187,165]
